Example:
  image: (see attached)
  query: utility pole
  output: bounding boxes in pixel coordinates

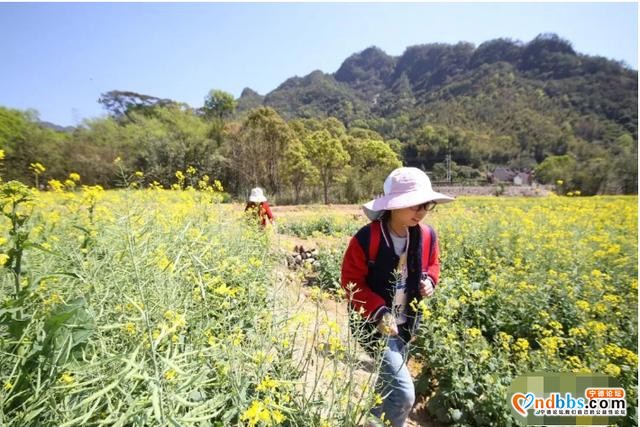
[446,135,452,183]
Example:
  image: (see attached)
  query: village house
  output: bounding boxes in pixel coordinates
[488,168,534,185]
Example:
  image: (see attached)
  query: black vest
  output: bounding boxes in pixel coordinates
[351,221,425,352]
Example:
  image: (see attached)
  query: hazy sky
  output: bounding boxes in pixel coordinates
[0,2,637,127]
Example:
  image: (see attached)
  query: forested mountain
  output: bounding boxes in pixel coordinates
[243,34,636,139]
[1,33,637,199]
[236,88,265,113]
[236,34,638,194]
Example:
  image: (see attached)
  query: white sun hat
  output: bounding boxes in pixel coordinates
[362,167,454,221]
[249,187,267,203]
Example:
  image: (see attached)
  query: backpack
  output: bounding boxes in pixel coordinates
[365,220,436,273]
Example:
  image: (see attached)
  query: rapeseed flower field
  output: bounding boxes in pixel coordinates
[1,178,637,426]
[276,195,638,426]
[0,180,379,426]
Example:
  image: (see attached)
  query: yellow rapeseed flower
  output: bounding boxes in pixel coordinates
[256,375,278,392]
[586,321,607,336]
[44,293,63,307]
[471,290,484,300]
[593,303,607,316]
[569,327,588,338]
[164,369,177,381]
[214,282,239,297]
[540,336,564,356]
[603,364,621,377]
[47,179,64,192]
[567,356,582,369]
[575,300,590,312]
[626,351,639,366]
[248,257,263,268]
[59,372,74,384]
[157,255,173,272]
[29,162,46,174]
[514,338,530,352]
[466,328,482,339]
[252,350,273,365]
[497,332,513,351]
[288,312,312,328]
[231,330,244,347]
[164,310,186,329]
[272,410,286,424]
[123,322,136,335]
[549,320,564,335]
[241,400,270,426]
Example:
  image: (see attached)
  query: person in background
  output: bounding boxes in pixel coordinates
[340,167,454,427]
[245,187,275,228]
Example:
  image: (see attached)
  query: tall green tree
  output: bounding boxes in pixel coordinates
[129,106,217,186]
[534,154,577,186]
[0,107,69,184]
[610,133,638,194]
[98,90,178,121]
[304,130,350,204]
[66,117,126,185]
[343,137,401,201]
[281,138,317,204]
[0,107,30,167]
[203,90,237,120]
[227,108,293,196]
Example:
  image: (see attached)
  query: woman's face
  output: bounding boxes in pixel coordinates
[390,204,429,228]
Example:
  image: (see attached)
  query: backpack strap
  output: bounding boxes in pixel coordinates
[419,224,436,272]
[364,221,435,271]
[367,220,382,268]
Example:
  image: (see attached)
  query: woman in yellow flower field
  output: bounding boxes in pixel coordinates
[341,167,454,427]
[244,187,275,228]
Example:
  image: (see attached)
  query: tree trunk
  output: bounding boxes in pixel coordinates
[294,183,301,204]
[323,179,329,204]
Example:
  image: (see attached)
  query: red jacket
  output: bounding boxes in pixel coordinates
[245,202,274,227]
[340,220,440,321]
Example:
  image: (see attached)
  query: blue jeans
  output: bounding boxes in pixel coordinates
[371,336,415,427]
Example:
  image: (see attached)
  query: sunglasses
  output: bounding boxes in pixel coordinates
[409,202,437,212]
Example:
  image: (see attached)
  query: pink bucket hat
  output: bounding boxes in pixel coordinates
[362,167,454,220]
[249,187,267,203]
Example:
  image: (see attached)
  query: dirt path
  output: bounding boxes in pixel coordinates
[273,232,444,427]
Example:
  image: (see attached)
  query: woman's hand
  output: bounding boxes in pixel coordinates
[377,312,399,336]
[419,276,435,297]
